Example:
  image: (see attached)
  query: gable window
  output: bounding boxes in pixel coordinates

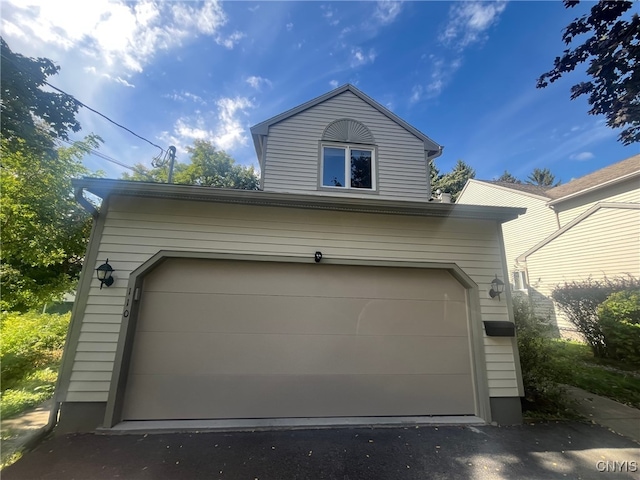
[322,145,374,189]
[320,118,377,191]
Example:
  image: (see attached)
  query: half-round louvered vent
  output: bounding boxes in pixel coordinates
[322,118,375,144]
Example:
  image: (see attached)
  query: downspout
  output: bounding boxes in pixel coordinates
[74,187,99,218]
[426,146,444,199]
[44,187,101,434]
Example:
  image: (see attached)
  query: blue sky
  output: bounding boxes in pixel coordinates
[2,0,638,184]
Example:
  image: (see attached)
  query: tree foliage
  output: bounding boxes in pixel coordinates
[1,37,81,151]
[552,276,640,357]
[433,159,476,202]
[1,136,102,311]
[122,140,259,190]
[497,170,522,183]
[526,168,560,187]
[537,1,640,145]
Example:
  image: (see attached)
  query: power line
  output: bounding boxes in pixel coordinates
[43,81,164,157]
[0,51,165,157]
[58,138,136,171]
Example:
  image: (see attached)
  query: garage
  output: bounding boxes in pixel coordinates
[121,258,476,421]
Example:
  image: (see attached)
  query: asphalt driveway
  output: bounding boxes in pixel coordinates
[3,422,639,479]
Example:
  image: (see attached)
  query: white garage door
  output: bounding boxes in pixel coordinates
[122,258,475,420]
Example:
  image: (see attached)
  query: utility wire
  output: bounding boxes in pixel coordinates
[58,138,136,171]
[44,81,164,157]
[0,52,164,157]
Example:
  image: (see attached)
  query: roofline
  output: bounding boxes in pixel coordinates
[547,170,640,206]
[250,84,443,167]
[461,179,552,202]
[516,202,640,263]
[73,178,524,222]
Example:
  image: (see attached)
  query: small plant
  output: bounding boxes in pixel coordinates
[513,297,576,418]
[598,290,640,365]
[552,276,639,357]
[1,311,69,389]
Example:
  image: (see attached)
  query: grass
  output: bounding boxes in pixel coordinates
[549,339,640,409]
[1,311,69,420]
[1,367,58,419]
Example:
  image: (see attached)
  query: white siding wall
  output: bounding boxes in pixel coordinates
[263,91,430,201]
[526,206,640,332]
[66,195,520,403]
[457,181,557,284]
[555,180,640,226]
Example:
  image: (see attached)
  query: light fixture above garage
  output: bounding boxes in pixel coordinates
[314,251,323,263]
[489,275,504,300]
[96,259,115,289]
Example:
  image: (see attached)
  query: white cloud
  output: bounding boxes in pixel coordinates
[114,77,135,88]
[214,97,254,151]
[216,31,245,49]
[440,0,507,49]
[1,0,230,75]
[329,79,339,88]
[246,76,273,91]
[412,55,462,102]
[163,91,206,104]
[374,1,403,25]
[159,96,254,156]
[321,5,340,26]
[286,22,293,31]
[350,47,376,67]
[570,151,595,161]
[83,66,135,88]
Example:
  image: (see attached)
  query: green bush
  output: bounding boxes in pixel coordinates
[0,311,70,390]
[598,290,640,365]
[513,297,574,417]
[552,276,640,357]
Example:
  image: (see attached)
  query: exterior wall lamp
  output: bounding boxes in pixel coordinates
[489,274,504,300]
[96,259,115,289]
[314,251,323,263]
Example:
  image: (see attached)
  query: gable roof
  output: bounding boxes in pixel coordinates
[250,84,443,166]
[459,179,551,202]
[516,202,640,262]
[545,154,640,204]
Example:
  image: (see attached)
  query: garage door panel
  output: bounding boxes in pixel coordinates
[138,293,469,337]
[129,333,472,376]
[123,259,476,420]
[123,373,475,420]
[144,260,466,302]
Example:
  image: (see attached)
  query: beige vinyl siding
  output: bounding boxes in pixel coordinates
[457,181,557,283]
[555,179,640,226]
[65,195,520,403]
[526,205,640,331]
[262,91,430,201]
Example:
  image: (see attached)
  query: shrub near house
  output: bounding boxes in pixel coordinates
[599,290,640,365]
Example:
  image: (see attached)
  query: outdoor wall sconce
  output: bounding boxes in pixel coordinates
[314,251,323,263]
[96,259,115,289]
[489,274,504,300]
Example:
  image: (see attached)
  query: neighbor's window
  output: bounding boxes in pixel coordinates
[321,145,374,189]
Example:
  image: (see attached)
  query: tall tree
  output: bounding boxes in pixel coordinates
[1,37,81,152]
[497,170,521,184]
[123,140,259,190]
[537,1,640,145]
[434,159,476,202]
[526,168,560,187]
[1,136,102,311]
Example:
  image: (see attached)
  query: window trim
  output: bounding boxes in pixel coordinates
[318,142,378,192]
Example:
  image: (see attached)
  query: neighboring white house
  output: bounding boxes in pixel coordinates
[55,84,526,434]
[458,154,640,335]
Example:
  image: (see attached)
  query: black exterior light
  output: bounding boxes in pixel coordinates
[314,251,323,263]
[489,274,504,300]
[96,259,115,289]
